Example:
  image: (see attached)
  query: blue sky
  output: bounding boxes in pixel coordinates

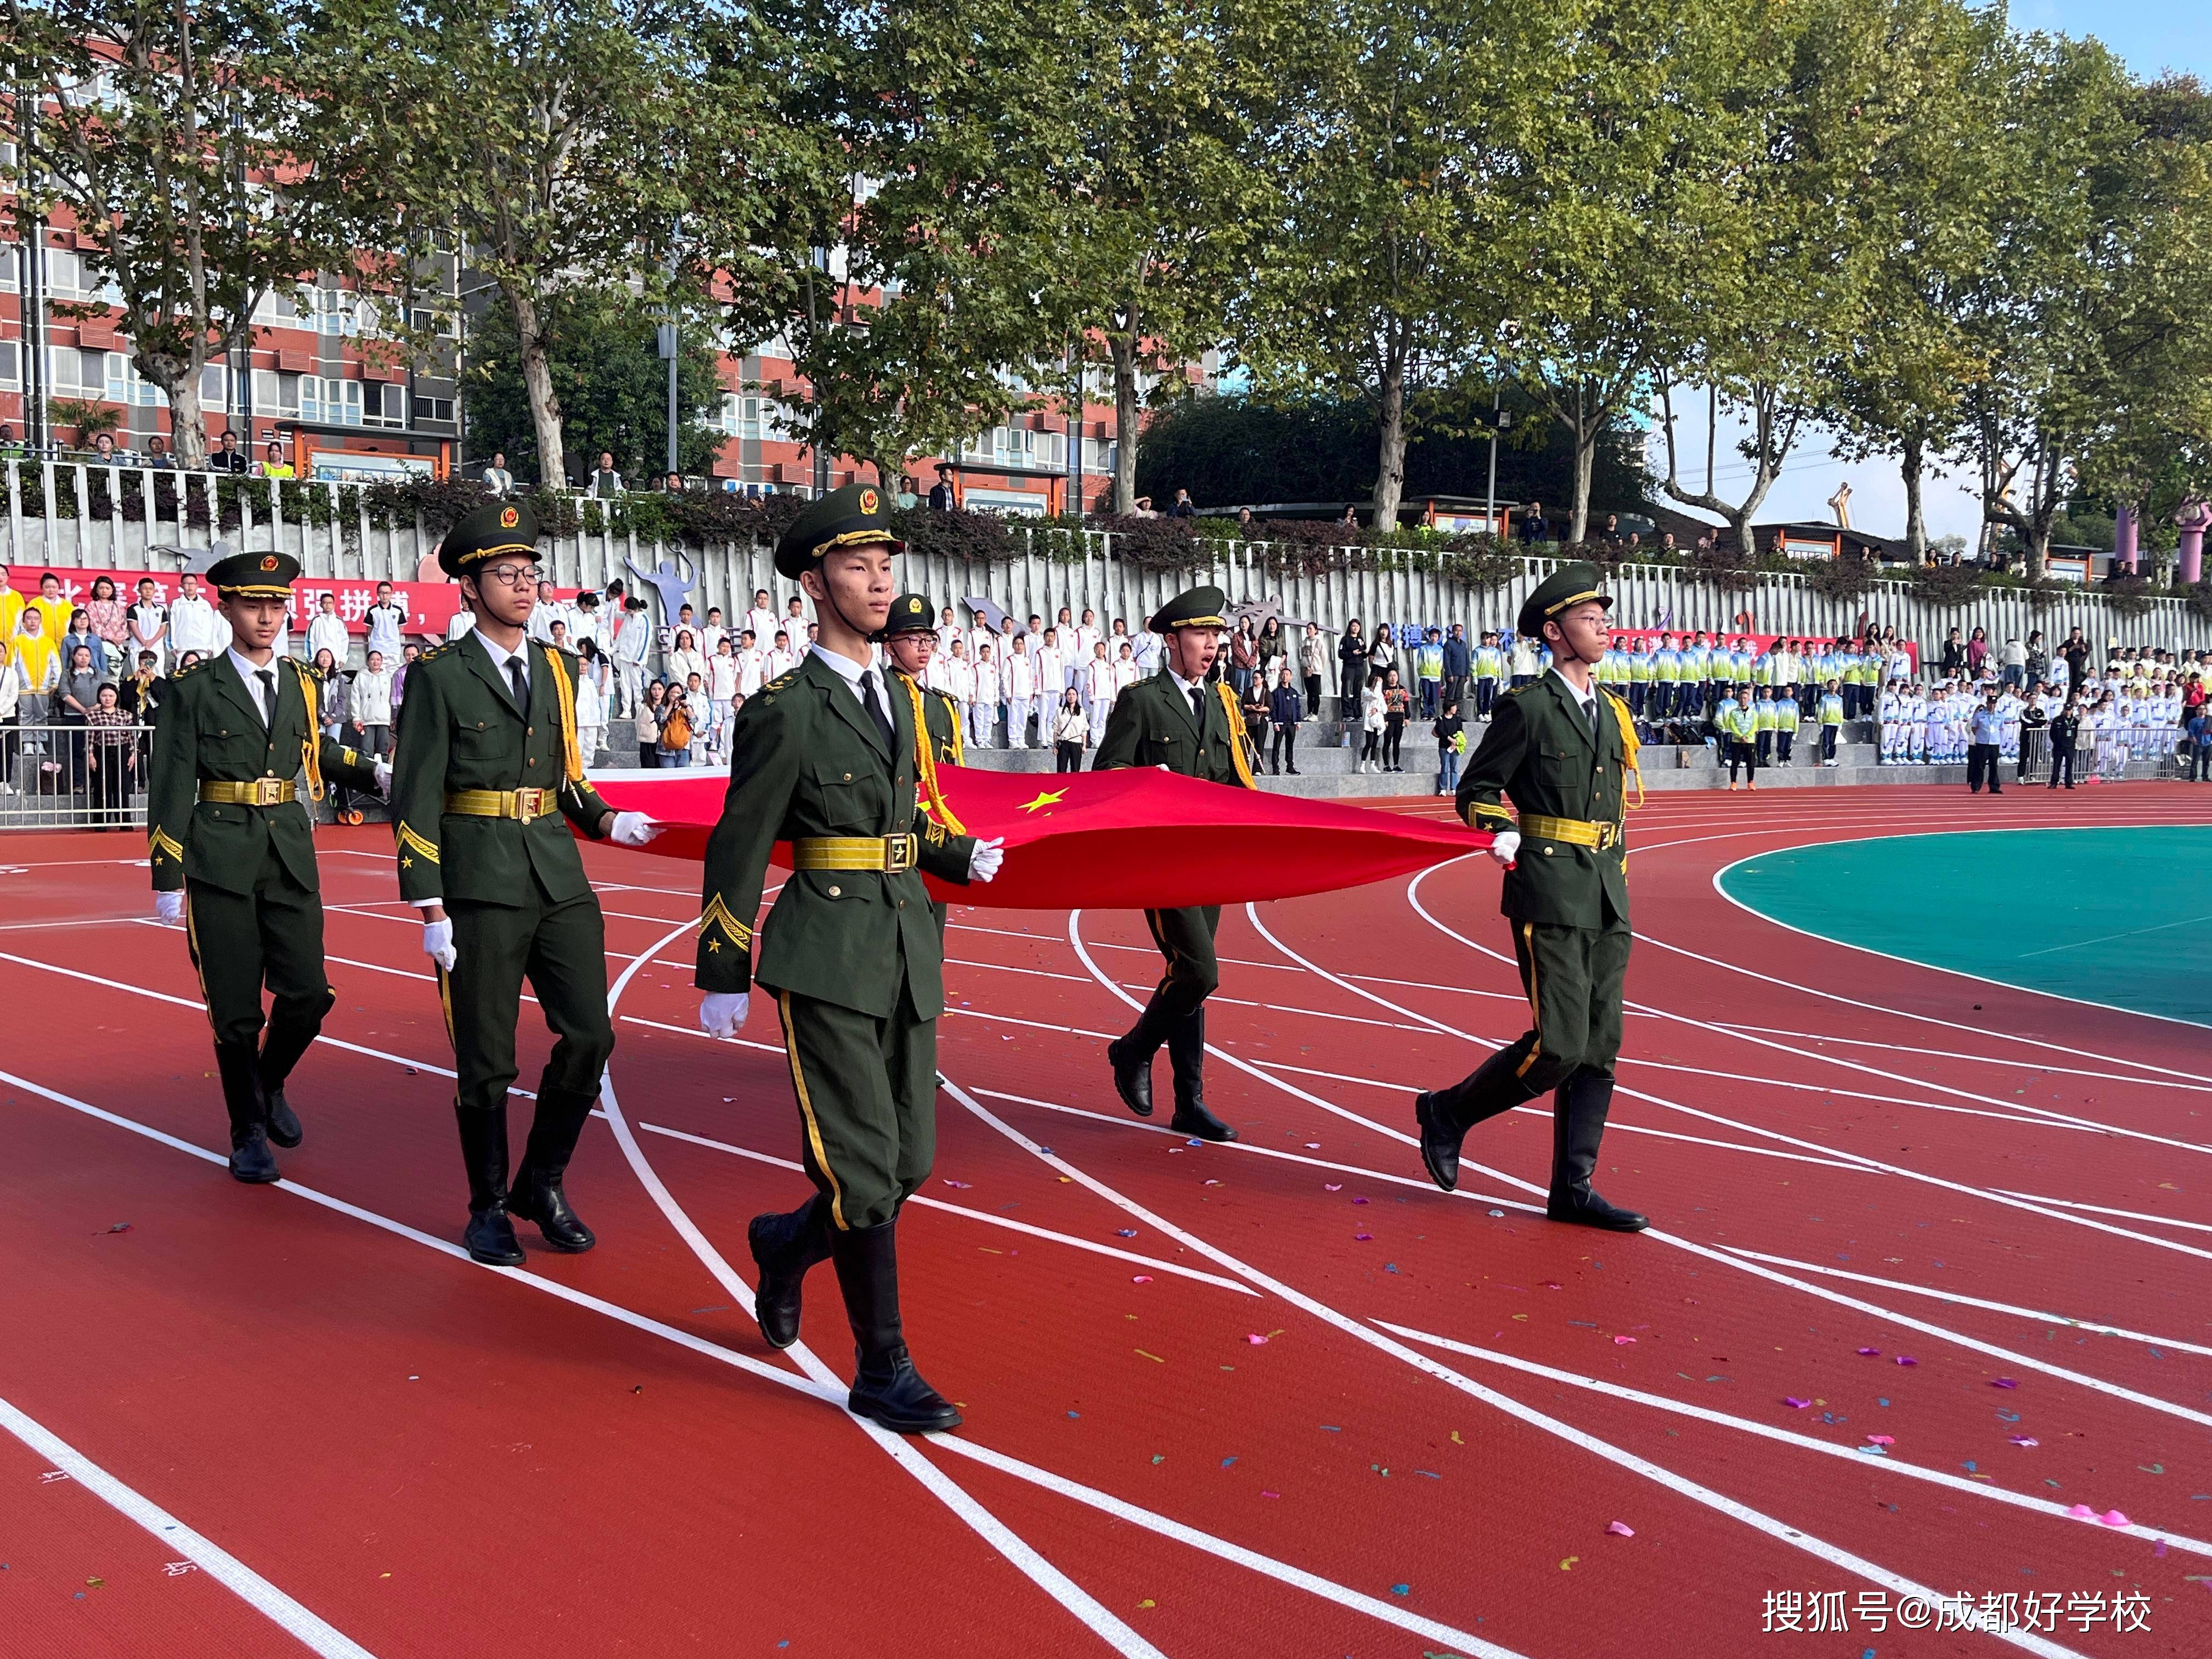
[1685,2,2205,548]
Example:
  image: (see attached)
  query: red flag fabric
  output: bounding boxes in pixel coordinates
[585,764,1491,910]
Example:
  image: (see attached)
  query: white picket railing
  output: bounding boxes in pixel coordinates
[8,458,2209,663]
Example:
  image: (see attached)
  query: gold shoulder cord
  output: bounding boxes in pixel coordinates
[543,647,585,782]
[295,661,325,801]
[902,674,967,835]
[1215,680,1259,790]
[1605,690,1644,811]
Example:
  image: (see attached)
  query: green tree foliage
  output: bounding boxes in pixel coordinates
[462,285,724,487]
[1133,389,1649,517]
[4,0,416,465]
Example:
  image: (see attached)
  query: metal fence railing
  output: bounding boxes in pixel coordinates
[1,721,151,830]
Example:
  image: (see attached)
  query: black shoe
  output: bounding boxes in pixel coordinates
[455,1105,526,1265]
[1170,1100,1237,1142]
[216,1039,281,1183]
[749,1196,830,1350]
[831,1220,961,1434]
[1107,1037,1155,1118]
[464,1206,526,1265]
[509,1088,597,1252]
[1287,766,1300,775]
[256,998,328,1150]
[1545,1190,1649,1231]
[1414,1089,1463,1191]
[261,1087,303,1150]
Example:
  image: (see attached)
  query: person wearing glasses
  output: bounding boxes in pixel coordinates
[386,501,663,1267]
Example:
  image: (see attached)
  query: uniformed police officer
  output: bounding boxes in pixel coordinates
[148,550,386,1181]
[881,592,966,946]
[1414,562,1647,1231]
[696,486,1003,1433]
[387,501,662,1266]
[1092,584,1257,1144]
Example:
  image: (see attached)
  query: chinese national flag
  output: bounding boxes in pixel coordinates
[585,764,1491,911]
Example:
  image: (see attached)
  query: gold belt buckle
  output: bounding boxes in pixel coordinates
[515,788,546,824]
[250,777,284,806]
[884,833,913,874]
[1597,821,1618,850]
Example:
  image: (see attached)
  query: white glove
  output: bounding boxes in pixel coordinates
[608,811,662,848]
[700,991,751,1040]
[1488,829,1521,868]
[967,836,1005,883]
[422,917,458,972]
[373,756,392,797]
[154,890,184,926]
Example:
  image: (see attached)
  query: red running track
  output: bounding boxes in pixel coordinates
[1,784,2208,1658]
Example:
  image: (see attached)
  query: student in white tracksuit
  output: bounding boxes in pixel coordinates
[970,644,998,746]
[1006,638,1037,747]
[1084,642,1117,741]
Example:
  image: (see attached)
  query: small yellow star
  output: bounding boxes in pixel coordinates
[706,939,721,952]
[1016,787,1068,813]
[400,855,413,869]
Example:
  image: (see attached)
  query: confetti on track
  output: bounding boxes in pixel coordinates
[1,785,2209,1655]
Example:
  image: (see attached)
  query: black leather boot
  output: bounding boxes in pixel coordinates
[1545,1070,1647,1231]
[1105,1036,1155,1117]
[216,1040,280,1183]
[508,1087,596,1252]
[1166,1008,1235,1142]
[749,1194,830,1350]
[1414,1046,1537,1192]
[455,1105,525,1265]
[830,1219,961,1434]
[256,999,328,1150]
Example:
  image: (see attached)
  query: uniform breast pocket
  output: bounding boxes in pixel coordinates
[1533,743,1575,783]
[1141,726,1182,763]
[809,760,877,831]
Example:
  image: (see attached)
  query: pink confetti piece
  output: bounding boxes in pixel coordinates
[1612,1336,1635,1345]
[2066,1504,2097,1520]
[1784,1397,1811,1409]
[1324,1183,1342,1192]
[1304,1143,1321,1149]
[1865,1434,1895,1446]
[1260,1490,1279,1498]
[1990,1378,2017,1389]
[2101,1510,2130,1527]
[1352,1197,1369,1206]
[1245,1334,1269,1345]
[941,1180,972,1189]
[1605,1521,1635,1538]
[1354,1232,1373,1242]
[1131,1275,1153,1284]
[1855,1347,1880,1356]
[1894,1356,1918,1367]
[1203,1179,1222,1187]
[2010,1436,2039,1447]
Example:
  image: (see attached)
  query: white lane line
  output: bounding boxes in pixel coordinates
[597,922,1169,1659]
[939,1062,2088,1659]
[1990,1190,2212,1235]
[0,1064,1486,1658]
[1371,1323,2212,1559]
[0,1393,379,1659]
[1712,1247,2212,1361]
[1390,880,2212,1263]
[633,1117,1260,1296]
[0,946,529,1097]
[1711,1021,2212,1096]
[1068,910,2212,1436]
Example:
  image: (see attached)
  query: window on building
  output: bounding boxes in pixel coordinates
[254,370,303,416]
[362,382,406,428]
[0,340,18,388]
[417,395,453,425]
[301,375,365,426]
[44,345,114,399]
[200,363,228,408]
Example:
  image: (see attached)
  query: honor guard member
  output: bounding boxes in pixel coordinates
[695,486,1003,1434]
[881,592,967,946]
[148,550,386,1182]
[1092,584,1258,1144]
[388,501,662,1266]
[1413,562,1647,1232]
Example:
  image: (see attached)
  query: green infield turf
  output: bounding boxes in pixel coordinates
[1717,826,2212,1026]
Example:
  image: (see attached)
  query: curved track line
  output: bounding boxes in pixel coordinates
[594,918,1167,1659]
[1043,928,2090,1656]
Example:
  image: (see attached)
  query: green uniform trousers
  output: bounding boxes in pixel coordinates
[185,865,335,1048]
[1135,904,1221,1031]
[439,888,613,1115]
[1493,918,1631,1093]
[774,988,937,1232]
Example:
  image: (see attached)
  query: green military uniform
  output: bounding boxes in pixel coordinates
[699,486,979,1434]
[1093,585,1257,1143]
[882,591,966,949]
[148,549,381,1182]
[387,501,622,1266]
[1416,562,1647,1232]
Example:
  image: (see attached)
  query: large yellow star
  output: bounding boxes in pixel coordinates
[1016,787,1068,813]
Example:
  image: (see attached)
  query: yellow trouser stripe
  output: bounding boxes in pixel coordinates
[777,991,847,1231]
[1515,922,1544,1079]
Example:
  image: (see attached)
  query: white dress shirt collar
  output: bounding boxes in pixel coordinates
[1548,665,1596,711]
[227,647,281,725]
[810,641,880,700]
[473,627,531,691]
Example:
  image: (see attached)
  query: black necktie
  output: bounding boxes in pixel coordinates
[1586,693,1600,743]
[1190,686,1206,726]
[255,669,276,726]
[509,659,528,710]
[859,670,895,752]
